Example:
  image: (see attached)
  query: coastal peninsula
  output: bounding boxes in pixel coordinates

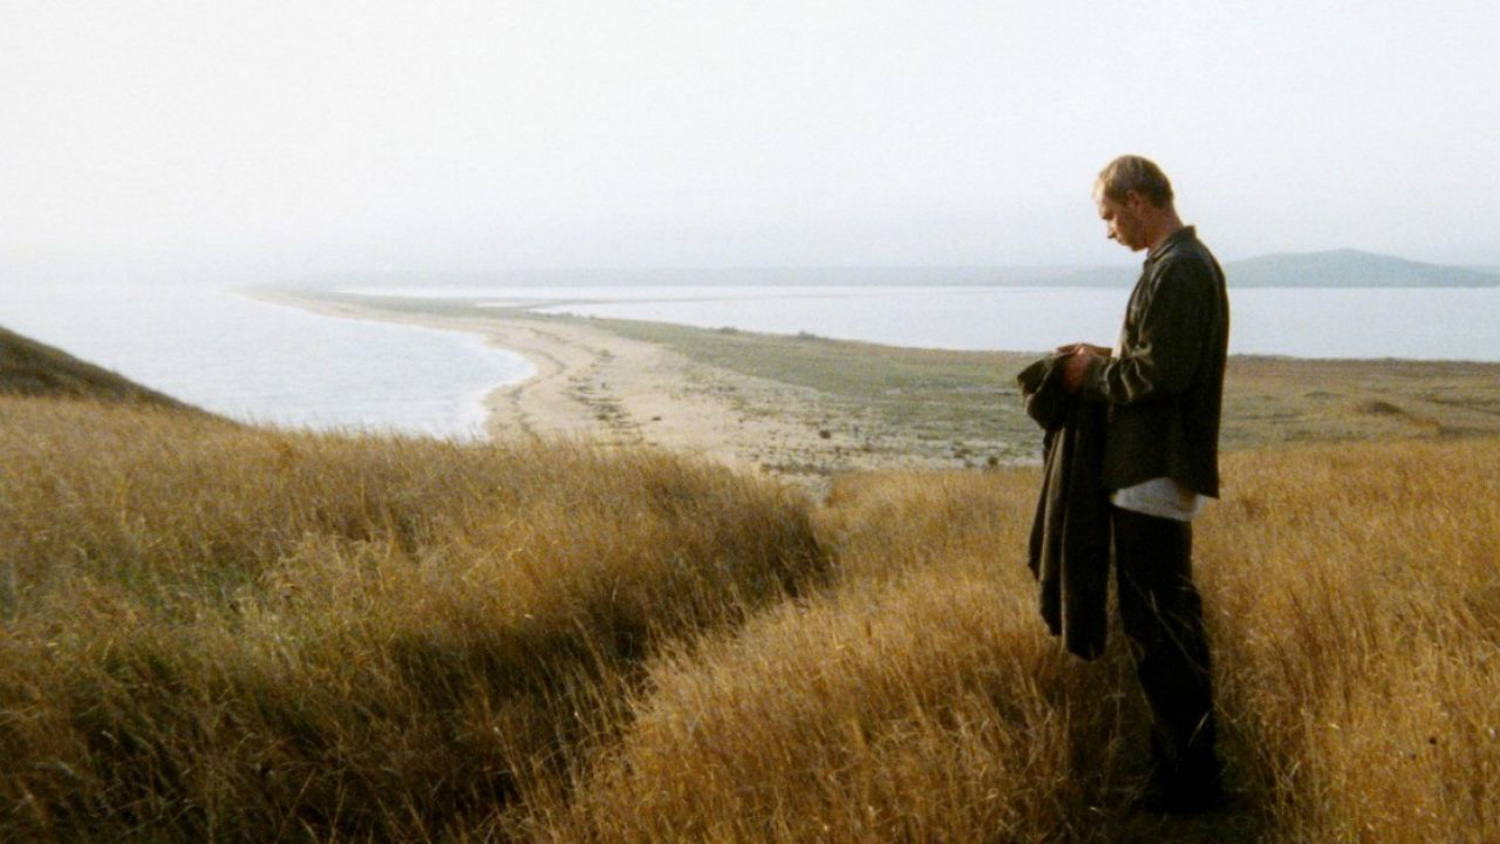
[254,287,1500,490]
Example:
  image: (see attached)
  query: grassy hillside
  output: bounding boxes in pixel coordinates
[0,325,201,411]
[0,398,824,842]
[2,394,1496,842]
[282,249,1500,291]
[518,440,1500,843]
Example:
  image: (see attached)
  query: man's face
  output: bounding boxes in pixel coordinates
[1095,190,1148,252]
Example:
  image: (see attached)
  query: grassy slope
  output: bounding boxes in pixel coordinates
[0,398,825,842]
[518,438,1500,844]
[0,325,202,412]
[3,395,1497,842]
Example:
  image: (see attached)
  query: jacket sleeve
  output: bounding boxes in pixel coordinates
[1079,258,1213,406]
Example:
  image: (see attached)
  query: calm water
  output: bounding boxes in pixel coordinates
[0,282,534,437]
[356,283,1500,362]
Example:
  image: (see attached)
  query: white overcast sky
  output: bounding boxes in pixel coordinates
[2,0,1497,279]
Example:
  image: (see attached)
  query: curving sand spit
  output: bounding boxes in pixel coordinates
[245,288,1500,495]
[247,290,870,485]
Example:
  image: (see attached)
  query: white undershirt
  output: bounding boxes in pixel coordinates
[1111,477,1206,522]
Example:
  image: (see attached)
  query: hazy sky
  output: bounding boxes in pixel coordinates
[2,0,1497,279]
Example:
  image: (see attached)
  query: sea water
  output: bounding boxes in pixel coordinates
[354,281,1500,362]
[0,280,534,437]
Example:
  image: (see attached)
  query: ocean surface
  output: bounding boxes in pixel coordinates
[355,282,1500,362]
[0,281,534,437]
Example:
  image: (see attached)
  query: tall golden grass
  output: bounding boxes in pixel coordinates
[0,397,824,841]
[3,395,1497,842]
[508,442,1500,843]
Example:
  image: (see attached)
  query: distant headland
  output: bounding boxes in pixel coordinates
[281,248,1499,292]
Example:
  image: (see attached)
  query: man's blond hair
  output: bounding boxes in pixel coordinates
[1095,155,1175,208]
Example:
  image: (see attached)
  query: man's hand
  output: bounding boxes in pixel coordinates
[1056,342,1108,393]
[1055,342,1112,358]
[1061,351,1091,392]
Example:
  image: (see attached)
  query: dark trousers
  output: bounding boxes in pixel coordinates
[1112,507,1221,790]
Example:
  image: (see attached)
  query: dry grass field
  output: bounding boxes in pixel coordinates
[2,390,1497,842]
[0,398,824,841]
[506,438,1500,844]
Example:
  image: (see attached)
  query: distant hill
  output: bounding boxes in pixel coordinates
[0,325,201,411]
[1225,249,1500,288]
[1019,249,1500,288]
[278,249,1498,291]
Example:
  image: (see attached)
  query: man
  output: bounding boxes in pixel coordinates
[1060,154,1230,813]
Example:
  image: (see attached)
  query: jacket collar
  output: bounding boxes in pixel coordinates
[1144,225,1196,268]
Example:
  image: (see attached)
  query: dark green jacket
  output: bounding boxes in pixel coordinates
[1080,227,1230,497]
[1018,352,1111,660]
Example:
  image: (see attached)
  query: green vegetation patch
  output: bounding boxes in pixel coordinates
[582,316,1043,451]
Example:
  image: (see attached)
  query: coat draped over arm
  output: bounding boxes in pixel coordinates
[1017,353,1112,660]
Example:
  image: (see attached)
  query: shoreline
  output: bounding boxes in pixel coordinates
[247,288,915,485]
[248,287,1500,490]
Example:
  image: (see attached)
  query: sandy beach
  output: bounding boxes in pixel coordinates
[251,288,1500,497]
[251,289,945,487]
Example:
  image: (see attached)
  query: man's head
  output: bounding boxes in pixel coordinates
[1093,155,1180,253]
